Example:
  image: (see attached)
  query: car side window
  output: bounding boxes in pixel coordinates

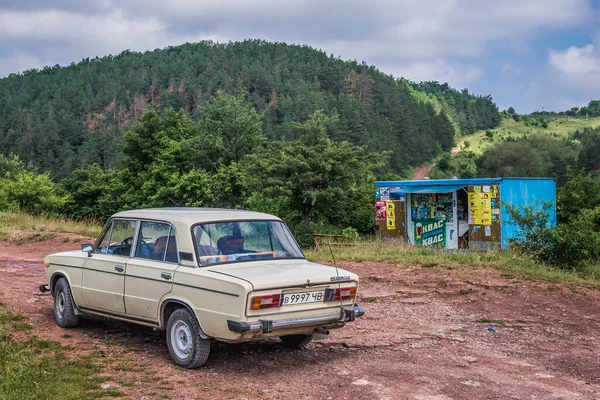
[94,219,137,256]
[135,221,179,263]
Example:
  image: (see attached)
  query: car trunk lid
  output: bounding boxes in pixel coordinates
[207,259,355,291]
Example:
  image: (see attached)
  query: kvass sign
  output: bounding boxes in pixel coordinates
[414,219,445,247]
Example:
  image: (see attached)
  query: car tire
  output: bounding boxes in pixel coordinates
[53,277,79,328]
[166,308,210,368]
[279,334,313,348]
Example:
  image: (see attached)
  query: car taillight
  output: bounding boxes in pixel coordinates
[251,294,281,310]
[326,287,357,301]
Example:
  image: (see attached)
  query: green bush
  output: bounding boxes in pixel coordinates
[0,155,68,215]
[507,202,600,272]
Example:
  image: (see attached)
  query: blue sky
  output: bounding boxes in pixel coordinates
[0,0,599,113]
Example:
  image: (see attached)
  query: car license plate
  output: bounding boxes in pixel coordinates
[282,291,324,305]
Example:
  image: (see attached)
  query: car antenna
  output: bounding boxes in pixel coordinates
[326,242,344,316]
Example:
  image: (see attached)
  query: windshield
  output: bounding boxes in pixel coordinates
[193,220,304,266]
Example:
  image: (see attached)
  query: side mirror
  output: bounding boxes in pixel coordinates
[81,244,93,253]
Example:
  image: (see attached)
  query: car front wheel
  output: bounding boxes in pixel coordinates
[279,334,313,348]
[53,277,79,328]
[166,308,210,368]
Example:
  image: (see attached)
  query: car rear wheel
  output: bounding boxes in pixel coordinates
[166,308,210,368]
[279,334,313,348]
[53,277,79,328]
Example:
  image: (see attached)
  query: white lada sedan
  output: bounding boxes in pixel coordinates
[40,208,364,368]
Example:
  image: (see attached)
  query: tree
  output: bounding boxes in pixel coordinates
[184,91,265,171]
[578,129,600,173]
[0,154,68,214]
[557,170,600,223]
[244,110,387,233]
[122,108,199,175]
[476,141,546,177]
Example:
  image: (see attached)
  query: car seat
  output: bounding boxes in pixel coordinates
[155,236,178,262]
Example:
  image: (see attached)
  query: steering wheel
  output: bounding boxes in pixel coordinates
[119,237,149,256]
[120,237,148,247]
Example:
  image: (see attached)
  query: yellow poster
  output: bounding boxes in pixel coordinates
[469,192,492,225]
[386,201,396,230]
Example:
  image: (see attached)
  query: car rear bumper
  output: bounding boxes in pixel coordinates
[227,304,365,334]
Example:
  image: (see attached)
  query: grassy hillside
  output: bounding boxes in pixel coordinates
[431,115,600,180]
[461,116,600,156]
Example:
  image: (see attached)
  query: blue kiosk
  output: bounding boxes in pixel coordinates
[374,178,556,250]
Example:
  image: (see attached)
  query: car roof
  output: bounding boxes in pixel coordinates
[111,207,282,225]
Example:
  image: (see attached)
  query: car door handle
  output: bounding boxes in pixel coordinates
[161,272,172,280]
[115,265,125,272]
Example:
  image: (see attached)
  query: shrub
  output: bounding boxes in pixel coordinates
[0,155,69,215]
[507,202,600,271]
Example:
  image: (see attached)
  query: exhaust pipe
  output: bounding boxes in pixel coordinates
[314,327,330,335]
[39,284,50,293]
[313,327,330,341]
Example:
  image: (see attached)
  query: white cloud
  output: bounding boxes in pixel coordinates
[385,59,483,89]
[0,10,173,53]
[0,0,594,94]
[0,51,44,77]
[546,31,600,111]
[549,44,600,80]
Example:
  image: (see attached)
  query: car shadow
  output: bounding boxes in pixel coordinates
[65,314,354,371]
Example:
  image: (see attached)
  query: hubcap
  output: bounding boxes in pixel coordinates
[171,320,193,359]
[56,290,65,319]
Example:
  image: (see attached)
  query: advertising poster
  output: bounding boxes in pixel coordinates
[375,201,386,221]
[381,187,390,200]
[468,192,492,225]
[386,200,395,230]
[414,219,445,247]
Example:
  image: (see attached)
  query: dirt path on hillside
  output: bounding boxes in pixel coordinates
[451,131,487,155]
[1,236,599,399]
[412,163,437,180]
[413,130,489,179]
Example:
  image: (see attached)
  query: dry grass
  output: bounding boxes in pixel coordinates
[0,212,102,240]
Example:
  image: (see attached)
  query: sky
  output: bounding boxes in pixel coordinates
[0,0,599,113]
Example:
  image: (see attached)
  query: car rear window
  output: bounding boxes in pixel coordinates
[193,220,304,266]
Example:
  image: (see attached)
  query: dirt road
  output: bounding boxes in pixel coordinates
[1,236,599,399]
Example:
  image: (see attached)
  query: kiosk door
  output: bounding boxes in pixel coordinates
[376,200,406,240]
[446,191,458,249]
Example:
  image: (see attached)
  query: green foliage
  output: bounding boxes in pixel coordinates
[557,170,600,223]
[408,81,501,136]
[506,201,600,273]
[0,155,68,214]
[245,110,387,234]
[430,151,477,179]
[575,127,600,173]
[60,165,117,219]
[505,202,556,258]
[475,134,578,183]
[341,227,359,240]
[561,100,600,117]
[193,91,265,168]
